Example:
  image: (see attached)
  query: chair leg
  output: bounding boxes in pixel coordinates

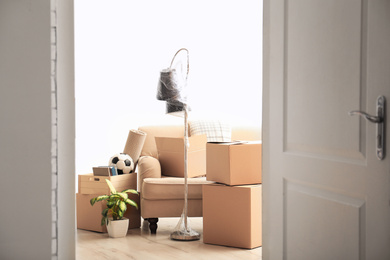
[147,218,159,234]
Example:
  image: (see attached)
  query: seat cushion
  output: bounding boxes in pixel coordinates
[142,177,214,200]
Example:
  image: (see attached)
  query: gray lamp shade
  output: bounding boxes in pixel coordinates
[157,69,181,101]
[166,100,184,113]
[166,100,191,117]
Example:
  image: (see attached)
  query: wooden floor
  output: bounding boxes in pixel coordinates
[77,217,262,260]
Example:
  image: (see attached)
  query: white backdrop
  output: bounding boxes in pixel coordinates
[75,0,263,175]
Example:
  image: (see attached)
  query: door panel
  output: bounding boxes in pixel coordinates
[285,0,365,162]
[284,180,365,260]
[263,0,390,259]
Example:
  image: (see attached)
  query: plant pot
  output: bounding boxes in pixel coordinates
[106,217,129,238]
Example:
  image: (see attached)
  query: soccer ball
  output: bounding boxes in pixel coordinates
[108,153,134,175]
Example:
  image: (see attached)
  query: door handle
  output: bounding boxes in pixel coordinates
[349,96,386,160]
[348,111,383,123]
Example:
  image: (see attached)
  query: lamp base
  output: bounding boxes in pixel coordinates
[170,213,200,241]
[170,230,200,241]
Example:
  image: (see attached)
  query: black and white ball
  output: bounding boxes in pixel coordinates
[108,153,134,175]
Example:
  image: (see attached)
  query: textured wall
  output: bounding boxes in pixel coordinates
[0,0,53,259]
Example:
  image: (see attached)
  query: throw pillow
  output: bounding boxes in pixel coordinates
[189,120,231,142]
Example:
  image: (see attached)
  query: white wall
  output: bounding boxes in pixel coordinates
[0,1,53,259]
[75,0,263,175]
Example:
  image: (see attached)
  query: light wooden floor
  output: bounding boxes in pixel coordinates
[77,217,262,260]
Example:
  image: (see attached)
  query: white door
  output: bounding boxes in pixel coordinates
[263,0,390,259]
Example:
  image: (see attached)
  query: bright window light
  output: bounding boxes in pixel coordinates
[75,0,263,175]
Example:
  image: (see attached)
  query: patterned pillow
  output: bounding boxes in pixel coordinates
[189,120,231,142]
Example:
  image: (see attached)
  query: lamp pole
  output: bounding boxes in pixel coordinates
[157,48,200,240]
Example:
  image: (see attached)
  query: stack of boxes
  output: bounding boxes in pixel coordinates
[203,141,262,249]
[76,172,140,232]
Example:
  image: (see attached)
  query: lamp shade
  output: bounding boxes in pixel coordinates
[166,100,191,117]
[166,100,185,114]
[157,69,182,102]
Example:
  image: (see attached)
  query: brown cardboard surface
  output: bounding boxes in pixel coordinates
[155,134,207,178]
[78,172,137,194]
[76,193,140,233]
[206,141,262,185]
[92,166,111,176]
[202,184,262,249]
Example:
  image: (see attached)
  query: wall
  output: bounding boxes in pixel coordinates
[75,0,263,176]
[0,1,75,259]
[0,0,53,259]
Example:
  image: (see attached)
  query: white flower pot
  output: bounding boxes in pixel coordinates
[106,217,129,238]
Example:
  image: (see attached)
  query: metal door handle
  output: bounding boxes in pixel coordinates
[349,96,386,160]
[348,111,383,123]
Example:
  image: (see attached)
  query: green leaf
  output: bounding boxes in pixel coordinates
[101,216,106,226]
[118,201,127,213]
[118,209,124,219]
[121,189,139,195]
[105,179,117,194]
[110,194,122,200]
[90,195,109,206]
[117,192,128,200]
[107,200,115,208]
[125,199,138,210]
[102,208,109,217]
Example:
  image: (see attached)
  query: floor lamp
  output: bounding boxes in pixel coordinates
[156,48,200,241]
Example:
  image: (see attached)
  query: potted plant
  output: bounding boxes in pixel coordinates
[90,179,138,238]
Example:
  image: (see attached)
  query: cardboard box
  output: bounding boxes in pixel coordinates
[155,134,207,178]
[206,141,262,185]
[78,172,137,195]
[76,193,140,232]
[93,166,117,176]
[202,184,262,249]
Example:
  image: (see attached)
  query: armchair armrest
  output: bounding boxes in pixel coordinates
[138,156,161,193]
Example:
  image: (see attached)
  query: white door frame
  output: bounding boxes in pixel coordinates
[57,0,76,259]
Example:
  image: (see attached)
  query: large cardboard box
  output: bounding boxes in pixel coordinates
[206,141,262,185]
[202,184,262,249]
[78,172,137,194]
[76,193,141,232]
[155,134,207,178]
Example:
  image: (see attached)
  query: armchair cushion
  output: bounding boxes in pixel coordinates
[137,156,161,192]
[142,177,213,200]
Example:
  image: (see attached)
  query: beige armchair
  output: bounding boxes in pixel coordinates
[135,122,261,233]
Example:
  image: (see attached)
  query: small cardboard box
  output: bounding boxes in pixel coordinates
[202,184,262,249]
[92,166,117,176]
[206,141,262,185]
[76,193,140,232]
[155,134,207,178]
[78,172,137,195]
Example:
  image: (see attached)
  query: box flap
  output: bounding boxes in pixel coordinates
[155,134,207,178]
[155,136,184,153]
[155,134,207,152]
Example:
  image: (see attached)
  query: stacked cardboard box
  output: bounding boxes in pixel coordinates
[203,141,262,249]
[76,173,140,233]
[155,134,207,177]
